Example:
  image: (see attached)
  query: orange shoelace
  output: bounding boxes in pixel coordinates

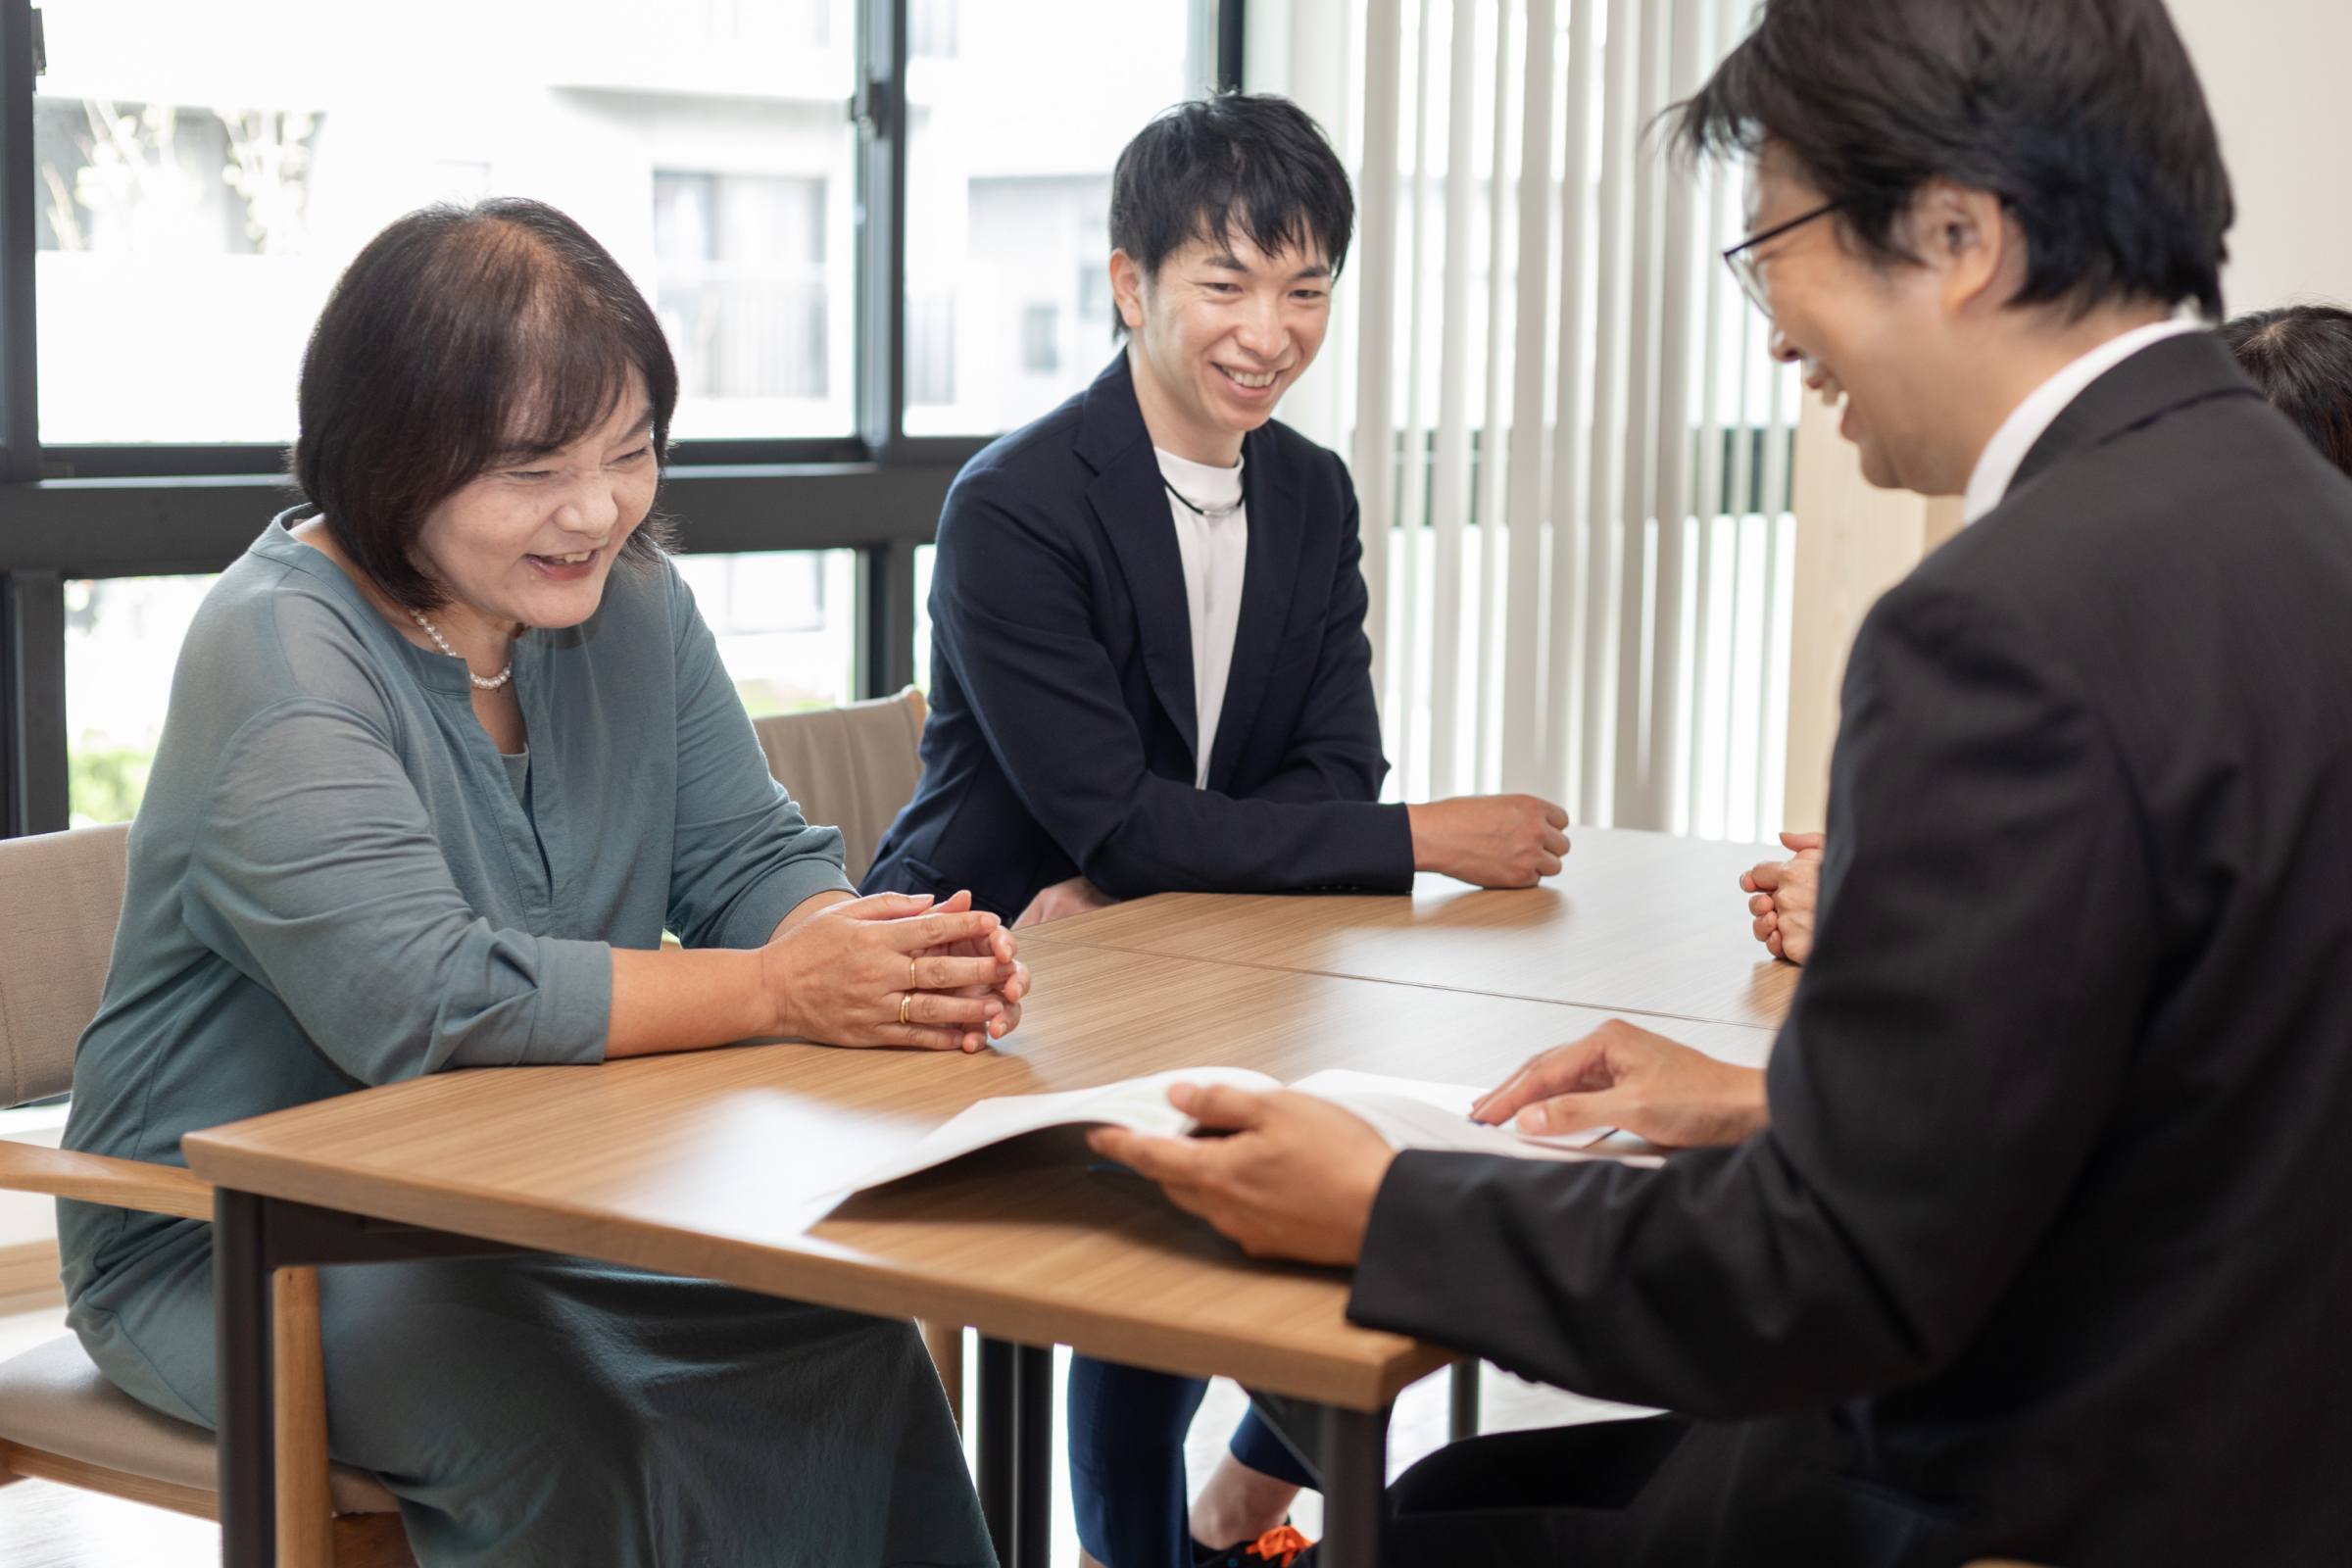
[1250,1524,1313,1566]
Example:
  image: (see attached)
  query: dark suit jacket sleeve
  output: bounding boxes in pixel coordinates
[1348,574,2160,1417]
[932,467,1411,900]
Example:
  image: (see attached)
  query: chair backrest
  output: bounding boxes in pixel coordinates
[749,686,927,886]
[0,822,131,1109]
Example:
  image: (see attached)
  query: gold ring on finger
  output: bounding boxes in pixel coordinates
[900,993,913,1026]
[909,956,919,991]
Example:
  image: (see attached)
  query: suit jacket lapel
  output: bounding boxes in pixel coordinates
[1205,422,1305,792]
[1076,356,1200,765]
[2009,331,2263,501]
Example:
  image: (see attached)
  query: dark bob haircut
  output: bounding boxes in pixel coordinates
[2223,306,2352,480]
[1676,0,2233,320]
[294,198,679,612]
[1110,93,1354,290]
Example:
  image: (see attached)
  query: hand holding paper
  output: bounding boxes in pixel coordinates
[1089,1082,1396,1265]
[850,1067,1622,1193]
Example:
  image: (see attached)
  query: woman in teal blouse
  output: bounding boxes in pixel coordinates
[59,200,1024,1566]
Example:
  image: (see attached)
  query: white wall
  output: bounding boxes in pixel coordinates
[2172,0,2352,316]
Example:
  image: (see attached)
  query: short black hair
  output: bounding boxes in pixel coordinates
[1676,0,2233,320]
[295,198,678,612]
[1110,93,1354,285]
[2223,306,2352,479]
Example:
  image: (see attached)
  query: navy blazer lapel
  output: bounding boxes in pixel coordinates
[1204,422,1306,792]
[1076,356,1200,764]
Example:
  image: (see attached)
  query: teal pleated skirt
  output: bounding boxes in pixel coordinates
[69,1239,993,1568]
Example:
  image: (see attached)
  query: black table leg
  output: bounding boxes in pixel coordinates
[1319,1401,1390,1568]
[211,1192,537,1568]
[1013,1343,1054,1568]
[975,1337,1054,1568]
[975,1337,1016,1564]
[216,1188,275,1568]
[1448,1355,1480,1442]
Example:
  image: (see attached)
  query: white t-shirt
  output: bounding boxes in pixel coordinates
[1155,447,1249,789]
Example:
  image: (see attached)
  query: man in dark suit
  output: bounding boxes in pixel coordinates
[864,96,1569,1568]
[1742,303,2352,968]
[1090,4,2352,1565]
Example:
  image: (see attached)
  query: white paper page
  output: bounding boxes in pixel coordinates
[1288,1069,1615,1159]
[851,1066,1282,1191]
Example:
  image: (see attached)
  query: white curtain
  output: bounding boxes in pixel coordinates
[1327,0,1800,840]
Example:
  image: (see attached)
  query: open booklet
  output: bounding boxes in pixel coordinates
[852,1066,1656,1192]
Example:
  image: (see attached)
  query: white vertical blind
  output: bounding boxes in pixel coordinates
[1425,0,1480,801]
[1339,0,1799,839]
[1348,0,1404,719]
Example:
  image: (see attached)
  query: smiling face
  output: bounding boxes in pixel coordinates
[410,371,660,632]
[1743,149,1969,492]
[1741,142,2165,499]
[1113,227,1333,466]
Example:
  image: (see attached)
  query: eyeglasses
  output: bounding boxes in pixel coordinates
[1722,199,1843,319]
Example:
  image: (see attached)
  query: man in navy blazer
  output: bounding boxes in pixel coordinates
[865,95,1567,1568]
[863,351,1424,917]
[863,103,1564,933]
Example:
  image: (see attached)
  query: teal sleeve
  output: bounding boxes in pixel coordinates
[182,698,612,1079]
[662,568,857,950]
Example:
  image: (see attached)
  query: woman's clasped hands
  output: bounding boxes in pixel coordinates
[762,889,1028,1054]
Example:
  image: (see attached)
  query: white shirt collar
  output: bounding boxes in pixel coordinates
[1960,318,2202,524]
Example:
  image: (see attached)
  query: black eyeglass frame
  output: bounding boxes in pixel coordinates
[1722,198,1845,318]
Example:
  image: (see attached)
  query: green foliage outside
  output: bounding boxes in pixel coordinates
[71,741,155,827]
[734,679,839,719]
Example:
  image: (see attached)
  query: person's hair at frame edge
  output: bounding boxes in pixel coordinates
[1674,0,2233,322]
[2223,305,2352,479]
[1108,93,1354,310]
[293,197,681,613]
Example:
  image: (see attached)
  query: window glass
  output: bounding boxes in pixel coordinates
[911,542,937,692]
[67,575,219,826]
[35,0,858,447]
[669,550,861,713]
[901,0,1201,436]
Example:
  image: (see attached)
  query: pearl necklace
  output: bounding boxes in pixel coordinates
[410,609,514,691]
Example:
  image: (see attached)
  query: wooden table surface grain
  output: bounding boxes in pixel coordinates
[183,938,1778,1410]
[1024,824,1798,1033]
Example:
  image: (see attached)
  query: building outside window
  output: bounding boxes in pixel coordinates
[901,0,1199,435]
[655,172,831,403]
[1020,301,1059,374]
[32,0,1216,827]
[40,0,867,820]
[33,0,857,447]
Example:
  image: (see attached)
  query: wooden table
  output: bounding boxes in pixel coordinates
[1032,826,1799,1032]
[183,825,1790,1568]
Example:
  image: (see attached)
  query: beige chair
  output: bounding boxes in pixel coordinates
[0,823,413,1568]
[750,685,928,885]
[749,688,972,1419]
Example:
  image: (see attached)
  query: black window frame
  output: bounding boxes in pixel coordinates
[0,0,1242,836]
